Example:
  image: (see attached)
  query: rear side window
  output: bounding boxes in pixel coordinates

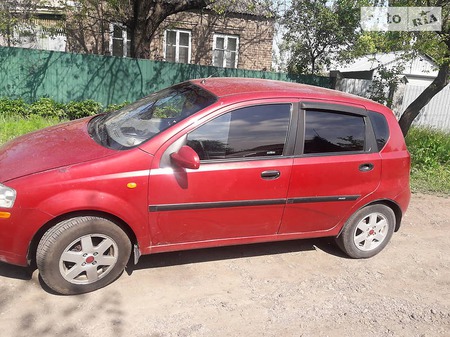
[304,110,365,154]
[187,104,291,160]
[368,111,389,151]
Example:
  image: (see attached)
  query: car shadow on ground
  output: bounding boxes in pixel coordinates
[0,238,349,284]
[0,262,33,280]
[128,237,349,274]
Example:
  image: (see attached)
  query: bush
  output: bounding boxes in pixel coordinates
[0,97,128,120]
[27,98,65,119]
[406,127,450,169]
[406,127,450,195]
[0,98,28,117]
[65,100,102,120]
[104,102,130,113]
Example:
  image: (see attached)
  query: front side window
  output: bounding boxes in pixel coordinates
[187,104,291,160]
[304,110,366,154]
[165,29,191,63]
[213,34,239,68]
[89,83,217,150]
[110,24,130,57]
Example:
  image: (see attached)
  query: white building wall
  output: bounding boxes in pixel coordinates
[336,77,450,132]
[400,84,450,131]
[332,53,450,131]
[335,78,372,98]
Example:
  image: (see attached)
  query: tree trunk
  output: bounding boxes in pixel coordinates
[398,62,450,137]
[130,0,210,59]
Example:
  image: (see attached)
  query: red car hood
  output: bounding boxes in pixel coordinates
[0,118,117,182]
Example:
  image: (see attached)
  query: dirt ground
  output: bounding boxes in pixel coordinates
[0,193,449,337]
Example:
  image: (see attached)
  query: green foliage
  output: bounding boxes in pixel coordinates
[0,97,118,120]
[406,128,450,195]
[368,64,405,108]
[0,97,28,117]
[348,1,449,64]
[0,114,62,145]
[65,100,102,120]
[335,0,450,136]
[0,95,125,143]
[153,106,179,118]
[406,127,450,169]
[0,96,129,144]
[281,0,364,75]
[27,97,65,118]
[104,102,130,113]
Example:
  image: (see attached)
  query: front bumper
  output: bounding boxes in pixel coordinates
[0,207,54,266]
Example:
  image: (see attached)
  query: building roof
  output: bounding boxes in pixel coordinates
[333,52,438,78]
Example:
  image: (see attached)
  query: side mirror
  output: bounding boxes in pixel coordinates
[170,145,200,170]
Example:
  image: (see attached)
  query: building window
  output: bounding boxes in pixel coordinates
[110,24,130,57]
[164,29,191,63]
[213,34,239,68]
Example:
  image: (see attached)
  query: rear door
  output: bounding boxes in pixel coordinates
[279,102,382,234]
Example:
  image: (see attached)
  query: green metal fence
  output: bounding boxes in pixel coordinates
[0,46,330,107]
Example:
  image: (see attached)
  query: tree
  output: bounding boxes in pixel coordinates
[395,0,450,136]
[346,0,449,136]
[280,0,363,75]
[64,0,274,59]
[62,0,212,57]
[0,0,39,47]
[281,0,449,136]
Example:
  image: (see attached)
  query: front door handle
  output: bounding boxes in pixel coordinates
[359,163,374,172]
[261,170,281,180]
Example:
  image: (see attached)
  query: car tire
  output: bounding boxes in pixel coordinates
[336,204,396,259]
[36,216,131,295]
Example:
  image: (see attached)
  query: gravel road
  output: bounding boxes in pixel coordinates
[0,193,449,337]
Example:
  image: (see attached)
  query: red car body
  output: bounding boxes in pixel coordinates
[0,78,410,293]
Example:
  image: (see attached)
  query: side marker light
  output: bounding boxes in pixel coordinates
[0,212,11,219]
[127,182,137,189]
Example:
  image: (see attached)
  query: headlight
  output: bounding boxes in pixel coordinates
[0,183,16,208]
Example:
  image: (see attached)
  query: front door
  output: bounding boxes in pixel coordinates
[148,103,295,245]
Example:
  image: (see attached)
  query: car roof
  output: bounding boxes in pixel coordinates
[191,77,389,112]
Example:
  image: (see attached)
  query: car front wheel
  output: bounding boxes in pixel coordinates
[336,204,396,259]
[37,216,131,295]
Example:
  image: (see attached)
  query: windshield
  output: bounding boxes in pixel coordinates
[89,82,217,150]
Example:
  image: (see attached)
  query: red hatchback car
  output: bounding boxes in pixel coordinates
[0,78,410,294]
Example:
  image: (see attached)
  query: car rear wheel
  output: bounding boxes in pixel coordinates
[336,204,396,259]
[37,216,131,295]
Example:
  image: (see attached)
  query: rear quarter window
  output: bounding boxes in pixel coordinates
[368,111,389,151]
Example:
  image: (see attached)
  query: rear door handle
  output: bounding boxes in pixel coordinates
[359,163,374,172]
[261,170,280,180]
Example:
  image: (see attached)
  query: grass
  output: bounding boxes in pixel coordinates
[1,116,449,195]
[0,115,64,145]
[406,127,450,196]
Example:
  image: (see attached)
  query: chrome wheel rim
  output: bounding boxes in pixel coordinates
[353,212,389,251]
[59,234,119,285]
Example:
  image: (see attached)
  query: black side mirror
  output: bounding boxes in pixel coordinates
[170,145,200,169]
